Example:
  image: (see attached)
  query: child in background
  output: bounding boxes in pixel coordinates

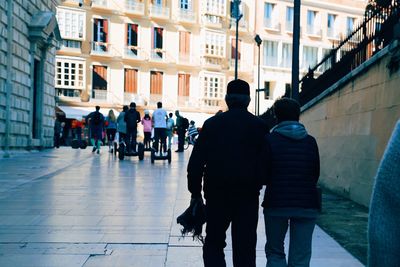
[141,110,152,150]
[187,120,198,144]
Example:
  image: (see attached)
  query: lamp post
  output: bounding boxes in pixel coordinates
[291,0,301,101]
[233,0,243,80]
[254,34,262,116]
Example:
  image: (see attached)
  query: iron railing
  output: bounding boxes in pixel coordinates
[299,0,400,106]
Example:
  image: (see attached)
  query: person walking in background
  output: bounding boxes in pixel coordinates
[141,110,152,150]
[175,110,187,152]
[368,120,400,267]
[54,116,62,148]
[105,110,117,153]
[166,112,175,150]
[262,98,320,267]
[187,79,267,267]
[124,102,141,153]
[86,106,105,154]
[117,105,128,144]
[152,102,168,156]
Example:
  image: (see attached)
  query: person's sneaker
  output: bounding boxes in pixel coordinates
[92,147,96,153]
[97,149,100,154]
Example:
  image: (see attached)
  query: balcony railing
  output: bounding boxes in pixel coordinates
[124,93,146,105]
[229,18,248,30]
[92,89,107,100]
[327,28,340,39]
[124,46,147,60]
[306,25,322,37]
[299,1,400,106]
[177,9,196,23]
[90,42,111,55]
[148,94,163,106]
[202,14,223,27]
[149,49,174,63]
[91,0,108,8]
[264,18,280,31]
[124,0,145,15]
[201,56,223,68]
[149,4,170,19]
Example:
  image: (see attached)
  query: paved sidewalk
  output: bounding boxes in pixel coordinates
[0,148,364,267]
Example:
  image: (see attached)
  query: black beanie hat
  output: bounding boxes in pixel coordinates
[226,79,250,95]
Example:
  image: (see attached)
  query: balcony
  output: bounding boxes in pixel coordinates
[229,18,248,31]
[264,18,281,32]
[149,49,174,64]
[92,89,107,100]
[229,59,252,73]
[327,28,340,40]
[124,93,146,106]
[176,9,196,24]
[91,0,110,9]
[124,0,145,16]
[202,14,223,28]
[201,56,223,70]
[90,42,119,57]
[148,94,163,106]
[123,46,148,61]
[307,25,322,37]
[149,4,170,20]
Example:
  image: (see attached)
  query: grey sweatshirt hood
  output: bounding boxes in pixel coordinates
[271,121,308,140]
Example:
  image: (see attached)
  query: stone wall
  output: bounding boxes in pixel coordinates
[0,0,59,151]
[301,44,400,207]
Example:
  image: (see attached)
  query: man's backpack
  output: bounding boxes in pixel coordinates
[182,117,189,129]
[92,111,102,125]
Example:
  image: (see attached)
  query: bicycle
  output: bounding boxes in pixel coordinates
[184,135,197,150]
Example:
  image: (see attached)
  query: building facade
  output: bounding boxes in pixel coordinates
[0,0,61,153]
[56,0,256,117]
[254,0,367,114]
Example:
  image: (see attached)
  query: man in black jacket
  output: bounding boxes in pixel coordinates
[262,98,320,267]
[187,79,267,267]
[124,102,141,153]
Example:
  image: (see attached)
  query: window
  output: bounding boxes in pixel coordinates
[264,3,275,28]
[302,46,318,69]
[281,43,292,68]
[150,71,163,95]
[57,8,85,40]
[327,14,337,37]
[178,73,190,97]
[92,65,107,90]
[204,0,226,16]
[264,81,270,100]
[126,24,138,56]
[346,17,355,35]
[152,27,164,58]
[263,40,278,67]
[154,0,163,6]
[204,31,225,57]
[55,58,85,89]
[307,10,319,35]
[231,38,241,60]
[286,6,293,32]
[180,0,192,9]
[93,18,108,52]
[61,39,82,49]
[179,31,191,58]
[202,73,225,106]
[124,69,138,93]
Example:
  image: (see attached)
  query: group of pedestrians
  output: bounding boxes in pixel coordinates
[186,79,320,267]
[85,102,190,155]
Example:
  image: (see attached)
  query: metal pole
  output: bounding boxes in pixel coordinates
[235,17,239,80]
[257,44,260,115]
[291,0,301,101]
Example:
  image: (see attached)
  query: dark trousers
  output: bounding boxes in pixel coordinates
[177,128,186,151]
[126,127,137,152]
[203,195,259,267]
[54,133,60,148]
[144,132,151,149]
[153,128,167,153]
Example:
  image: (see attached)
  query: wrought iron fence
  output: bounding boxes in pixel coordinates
[299,0,400,106]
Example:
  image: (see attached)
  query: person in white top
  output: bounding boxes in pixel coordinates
[152,102,168,155]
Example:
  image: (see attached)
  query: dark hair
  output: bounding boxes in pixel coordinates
[169,113,173,118]
[157,102,162,108]
[130,102,136,108]
[123,105,129,112]
[95,105,100,111]
[144,114,151,120]
[273,97,301,122]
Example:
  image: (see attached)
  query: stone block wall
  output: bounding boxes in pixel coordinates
[0,0,59,150]
[301,45,400,207]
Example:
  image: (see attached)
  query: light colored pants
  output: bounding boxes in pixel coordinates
[264,213,316,267]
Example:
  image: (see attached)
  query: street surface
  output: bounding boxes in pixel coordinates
[0,147,364,267]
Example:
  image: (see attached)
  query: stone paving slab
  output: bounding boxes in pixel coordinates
[0,148,365,266]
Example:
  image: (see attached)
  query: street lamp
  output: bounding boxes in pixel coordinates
[233,0,243,80]
[254,34,262,116]
[291,0,301,101]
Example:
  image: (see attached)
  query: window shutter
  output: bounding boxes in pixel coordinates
[93,19,99,42]
[103,20,108,43]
